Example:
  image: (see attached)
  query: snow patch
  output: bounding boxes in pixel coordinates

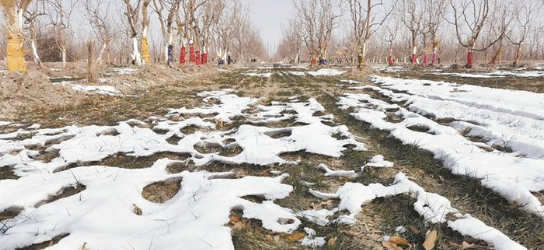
[307,69,345,76]
[54,81,123,96]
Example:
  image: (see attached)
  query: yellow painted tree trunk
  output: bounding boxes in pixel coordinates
[7,35,27,72]
[2,0,28,73]
[141,37,151,64]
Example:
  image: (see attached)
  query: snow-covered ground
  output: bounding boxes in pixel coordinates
[341,76,544,218]
[109,67,138,75]
[434,70,544,78]
[307,68,345,76]
[310,172,526,250]
[53,81,123,96]
[0,89,365,249]
[1,69,540,249]
[245,72,272,77]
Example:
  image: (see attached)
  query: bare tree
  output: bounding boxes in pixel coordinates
[122,0,143,65]
[422,0,446,66]
[487,1,513,67]
[1,0,34,72]
[23,0,44,67]
[400,0,423,65]
[228,2,251,62]
[508,0,542,67]
[384,16,400,67]
[276,18,304,63]
[192,0,223,65]
[46,0,76,68]
[177,0,206,65]
[84,0,116,81]
[213,0,240,63]
[449,0,501,68]
[294,0,340,66]
[153,0,182,64]
[346,0,394,69]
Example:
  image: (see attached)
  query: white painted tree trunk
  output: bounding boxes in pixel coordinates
[30,38,41,66]
[131,36,142,66]
[96,42,108,65]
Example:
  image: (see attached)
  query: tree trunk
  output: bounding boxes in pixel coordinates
[488,45,503,67]
[180,46,186,65]
[411,46,417,65]
[310,53,317,66]
[466,50,474,69]
[423,54,428,67]
[87,41,98,83]
[196,50,201,65]
[513,45,523,68]
[131,36,142,65]
[61,47,67,68]
[431,46,438,66]
[141,37,151,64]
[388,48,393,67]
[189,40,195,64]
[357,54,363,69]
[96,42,109,65]
[30,37,41,67]
[202,47,208,65]
[6,10,26,73]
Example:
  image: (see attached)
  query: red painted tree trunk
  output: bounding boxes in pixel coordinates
[431,53,438,65]
[202,53,207,65]
[467,51,474,69]
[423,54,428,67]
[196,51,201,65]
[411,54,417,65]
[388,55,393,66]
[180,46,186,65]
[310,58,317,66]
[189,43,195,63]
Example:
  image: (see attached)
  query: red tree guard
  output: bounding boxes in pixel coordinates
[411,54,417,64]
[196,51,201,65]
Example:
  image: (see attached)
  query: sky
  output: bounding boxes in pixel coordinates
[241,0,296,54]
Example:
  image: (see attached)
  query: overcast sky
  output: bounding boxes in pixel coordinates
[241,0,297,53]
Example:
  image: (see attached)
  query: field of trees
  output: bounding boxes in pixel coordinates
[1,0,544,70]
